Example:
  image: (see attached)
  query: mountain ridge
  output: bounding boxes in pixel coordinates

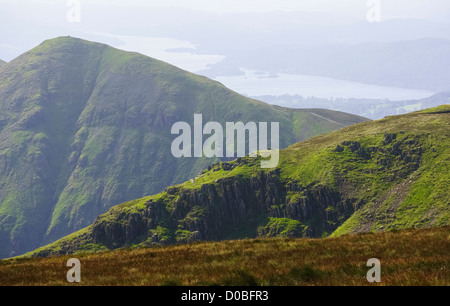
[0,36,368,258]
[24,105,449,258]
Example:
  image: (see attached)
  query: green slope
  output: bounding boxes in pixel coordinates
[0,37,367,258]
[25,105,449,258]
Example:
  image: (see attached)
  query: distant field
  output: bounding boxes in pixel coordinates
[0,226,448,286]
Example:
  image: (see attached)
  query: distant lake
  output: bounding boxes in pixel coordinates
[215,69,436,101]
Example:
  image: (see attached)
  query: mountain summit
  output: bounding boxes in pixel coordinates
[0,37,367,258]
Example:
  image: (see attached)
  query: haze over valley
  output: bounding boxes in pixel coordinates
[2,0,450,118]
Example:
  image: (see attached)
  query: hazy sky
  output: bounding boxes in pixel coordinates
[108,0,450,18]
[0,1,449,73]
[1,0,450,19]
[0,0,449,70]
[1,1,448,56]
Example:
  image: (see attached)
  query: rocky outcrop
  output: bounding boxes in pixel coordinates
[88,167,357,250]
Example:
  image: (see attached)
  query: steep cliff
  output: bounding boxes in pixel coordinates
[90,165,354,249]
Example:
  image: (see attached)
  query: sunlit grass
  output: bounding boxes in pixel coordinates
[1,226,448,286]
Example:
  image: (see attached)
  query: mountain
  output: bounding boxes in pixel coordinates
[0,37,368,258]
[26,105,449,258]
[0,60,5,67]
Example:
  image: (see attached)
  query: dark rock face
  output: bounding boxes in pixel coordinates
[92,211,150,249]
[90,168,356,250]
[383,133,397,145]
[334,145,344,152]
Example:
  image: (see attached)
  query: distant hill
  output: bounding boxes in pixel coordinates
[253,92,450,120]
[0,59,5,67]
[0,37,367,258]
[204,38,450,92]
[26,105,449,258]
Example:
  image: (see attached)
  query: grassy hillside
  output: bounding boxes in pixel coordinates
[282,105,450,235]
[2,226,449,286]
[0,36,367,259]
[25,105,449,258]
